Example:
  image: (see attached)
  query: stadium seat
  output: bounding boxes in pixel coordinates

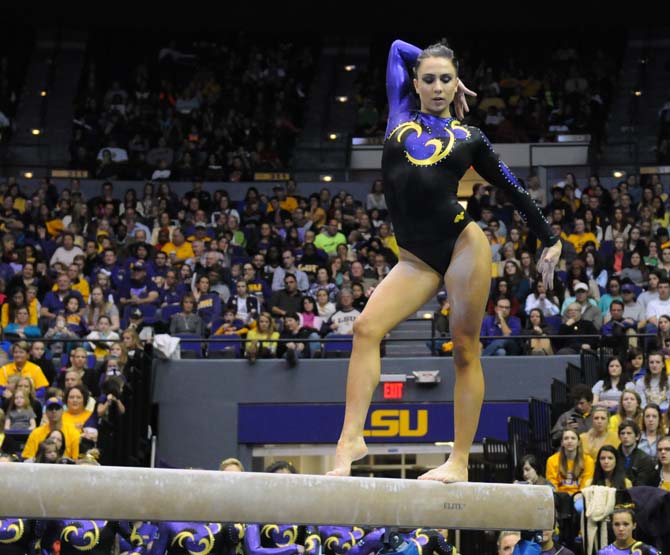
[208,334,242,358]
[175,333,204,359]
[322,334,353,358]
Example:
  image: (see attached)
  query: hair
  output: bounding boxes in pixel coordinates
[611,506,636,523]
[619,418,641,437]
[592,445,628,489]
[515,453,545,482]
[591,405,611,422]
[256,312,277,334]
[86,286,115,326]
[122,328,142,350]
[497,532,521,549]
[558,429,587,482]
[570,383,594,404]
[15,376,37,406]
[414,41,459,77]
[526,308,547,329]
[181,292,196,311]
[35,438,61,463]
[47,429,67,456]
[6,388,31,414]
[108,342,128,369]
[644,351,669,391]
[284,312,299,322]
[602,356,629,392]
[65,384,90,409]
[11,340,31,355]
[617,390,643,423]
[265,460,297,474]
[63,293,82,312]
[219,457,245,472]
[642,403,666,436]
[301,295,319,316]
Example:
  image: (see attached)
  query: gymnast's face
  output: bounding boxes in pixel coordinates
[414,57,458,118]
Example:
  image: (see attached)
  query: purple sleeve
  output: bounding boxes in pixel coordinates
[386,40,421,131]
[243,525,300,555]
[347,529,385,555]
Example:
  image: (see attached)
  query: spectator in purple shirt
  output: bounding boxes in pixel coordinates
[40,274,84,322]
[480,297,522,356]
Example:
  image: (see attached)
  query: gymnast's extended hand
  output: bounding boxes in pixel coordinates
[453,80,476,120]
[537,242,562,290]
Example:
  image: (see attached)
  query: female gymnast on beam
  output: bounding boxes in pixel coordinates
[328,39,561,482]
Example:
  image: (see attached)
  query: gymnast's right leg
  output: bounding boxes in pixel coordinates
[328,250,441,476]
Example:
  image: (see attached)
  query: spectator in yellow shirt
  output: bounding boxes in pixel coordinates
[0,341,49,400]
[546,429,595,495]
[566,217,599,254]
[22,397,80,461]
[161,228,194,265]
[580,406,621,460]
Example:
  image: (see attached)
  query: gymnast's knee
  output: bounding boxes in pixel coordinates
[451,335,481,368]
[352,315,384,343]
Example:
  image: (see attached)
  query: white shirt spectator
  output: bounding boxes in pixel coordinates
[646,298,670,322]
[327,308,361,335]
[638,290,659,311]
[96,147,128,162]
[151,168,172,181]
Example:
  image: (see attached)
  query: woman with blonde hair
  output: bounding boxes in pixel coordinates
[580,406,620,460]
[245,313,279,364]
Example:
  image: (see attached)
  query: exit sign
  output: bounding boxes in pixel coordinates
[383,382,404,399]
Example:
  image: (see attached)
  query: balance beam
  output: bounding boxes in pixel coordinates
[0,464,554,530]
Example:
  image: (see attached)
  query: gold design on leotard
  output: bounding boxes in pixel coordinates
[342,528,365,551]
[324,536,340,551]
[130,524,142,547]
[261,525,278,540]
[0,520,25,543]
[391,122,456,166]
[304,533,320,554]
[411,529,430,551]
[453,212,465,223]
[61,522,103,551]
[172,524,219,555]
[447,119,471,139]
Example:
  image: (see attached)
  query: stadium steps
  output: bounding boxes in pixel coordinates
[602,29,670,166]
[293,36,370,181]
[384,298,440,357]
[6,27,86,175]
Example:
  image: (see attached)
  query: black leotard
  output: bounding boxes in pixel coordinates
[383,40,557,274]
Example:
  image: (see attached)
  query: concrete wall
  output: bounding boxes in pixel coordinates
[152,355,578,470]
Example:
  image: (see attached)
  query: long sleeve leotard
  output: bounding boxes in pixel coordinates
[383,39,557,274]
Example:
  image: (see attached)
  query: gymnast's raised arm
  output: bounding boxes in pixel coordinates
[386,40,422,119]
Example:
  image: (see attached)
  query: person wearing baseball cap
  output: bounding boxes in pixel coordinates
[561,281,603,330]
[21,396,80,461]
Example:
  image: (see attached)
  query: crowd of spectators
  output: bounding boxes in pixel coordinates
[70,32,317,180]
[0,166,670,550]
[354,33,622,154]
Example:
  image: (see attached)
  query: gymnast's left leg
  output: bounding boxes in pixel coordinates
[418,222,490,482]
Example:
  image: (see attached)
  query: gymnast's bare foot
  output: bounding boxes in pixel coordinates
[327,436,368,476]
[418,458,468,483]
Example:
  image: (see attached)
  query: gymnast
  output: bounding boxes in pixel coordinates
[329,38,561,482]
